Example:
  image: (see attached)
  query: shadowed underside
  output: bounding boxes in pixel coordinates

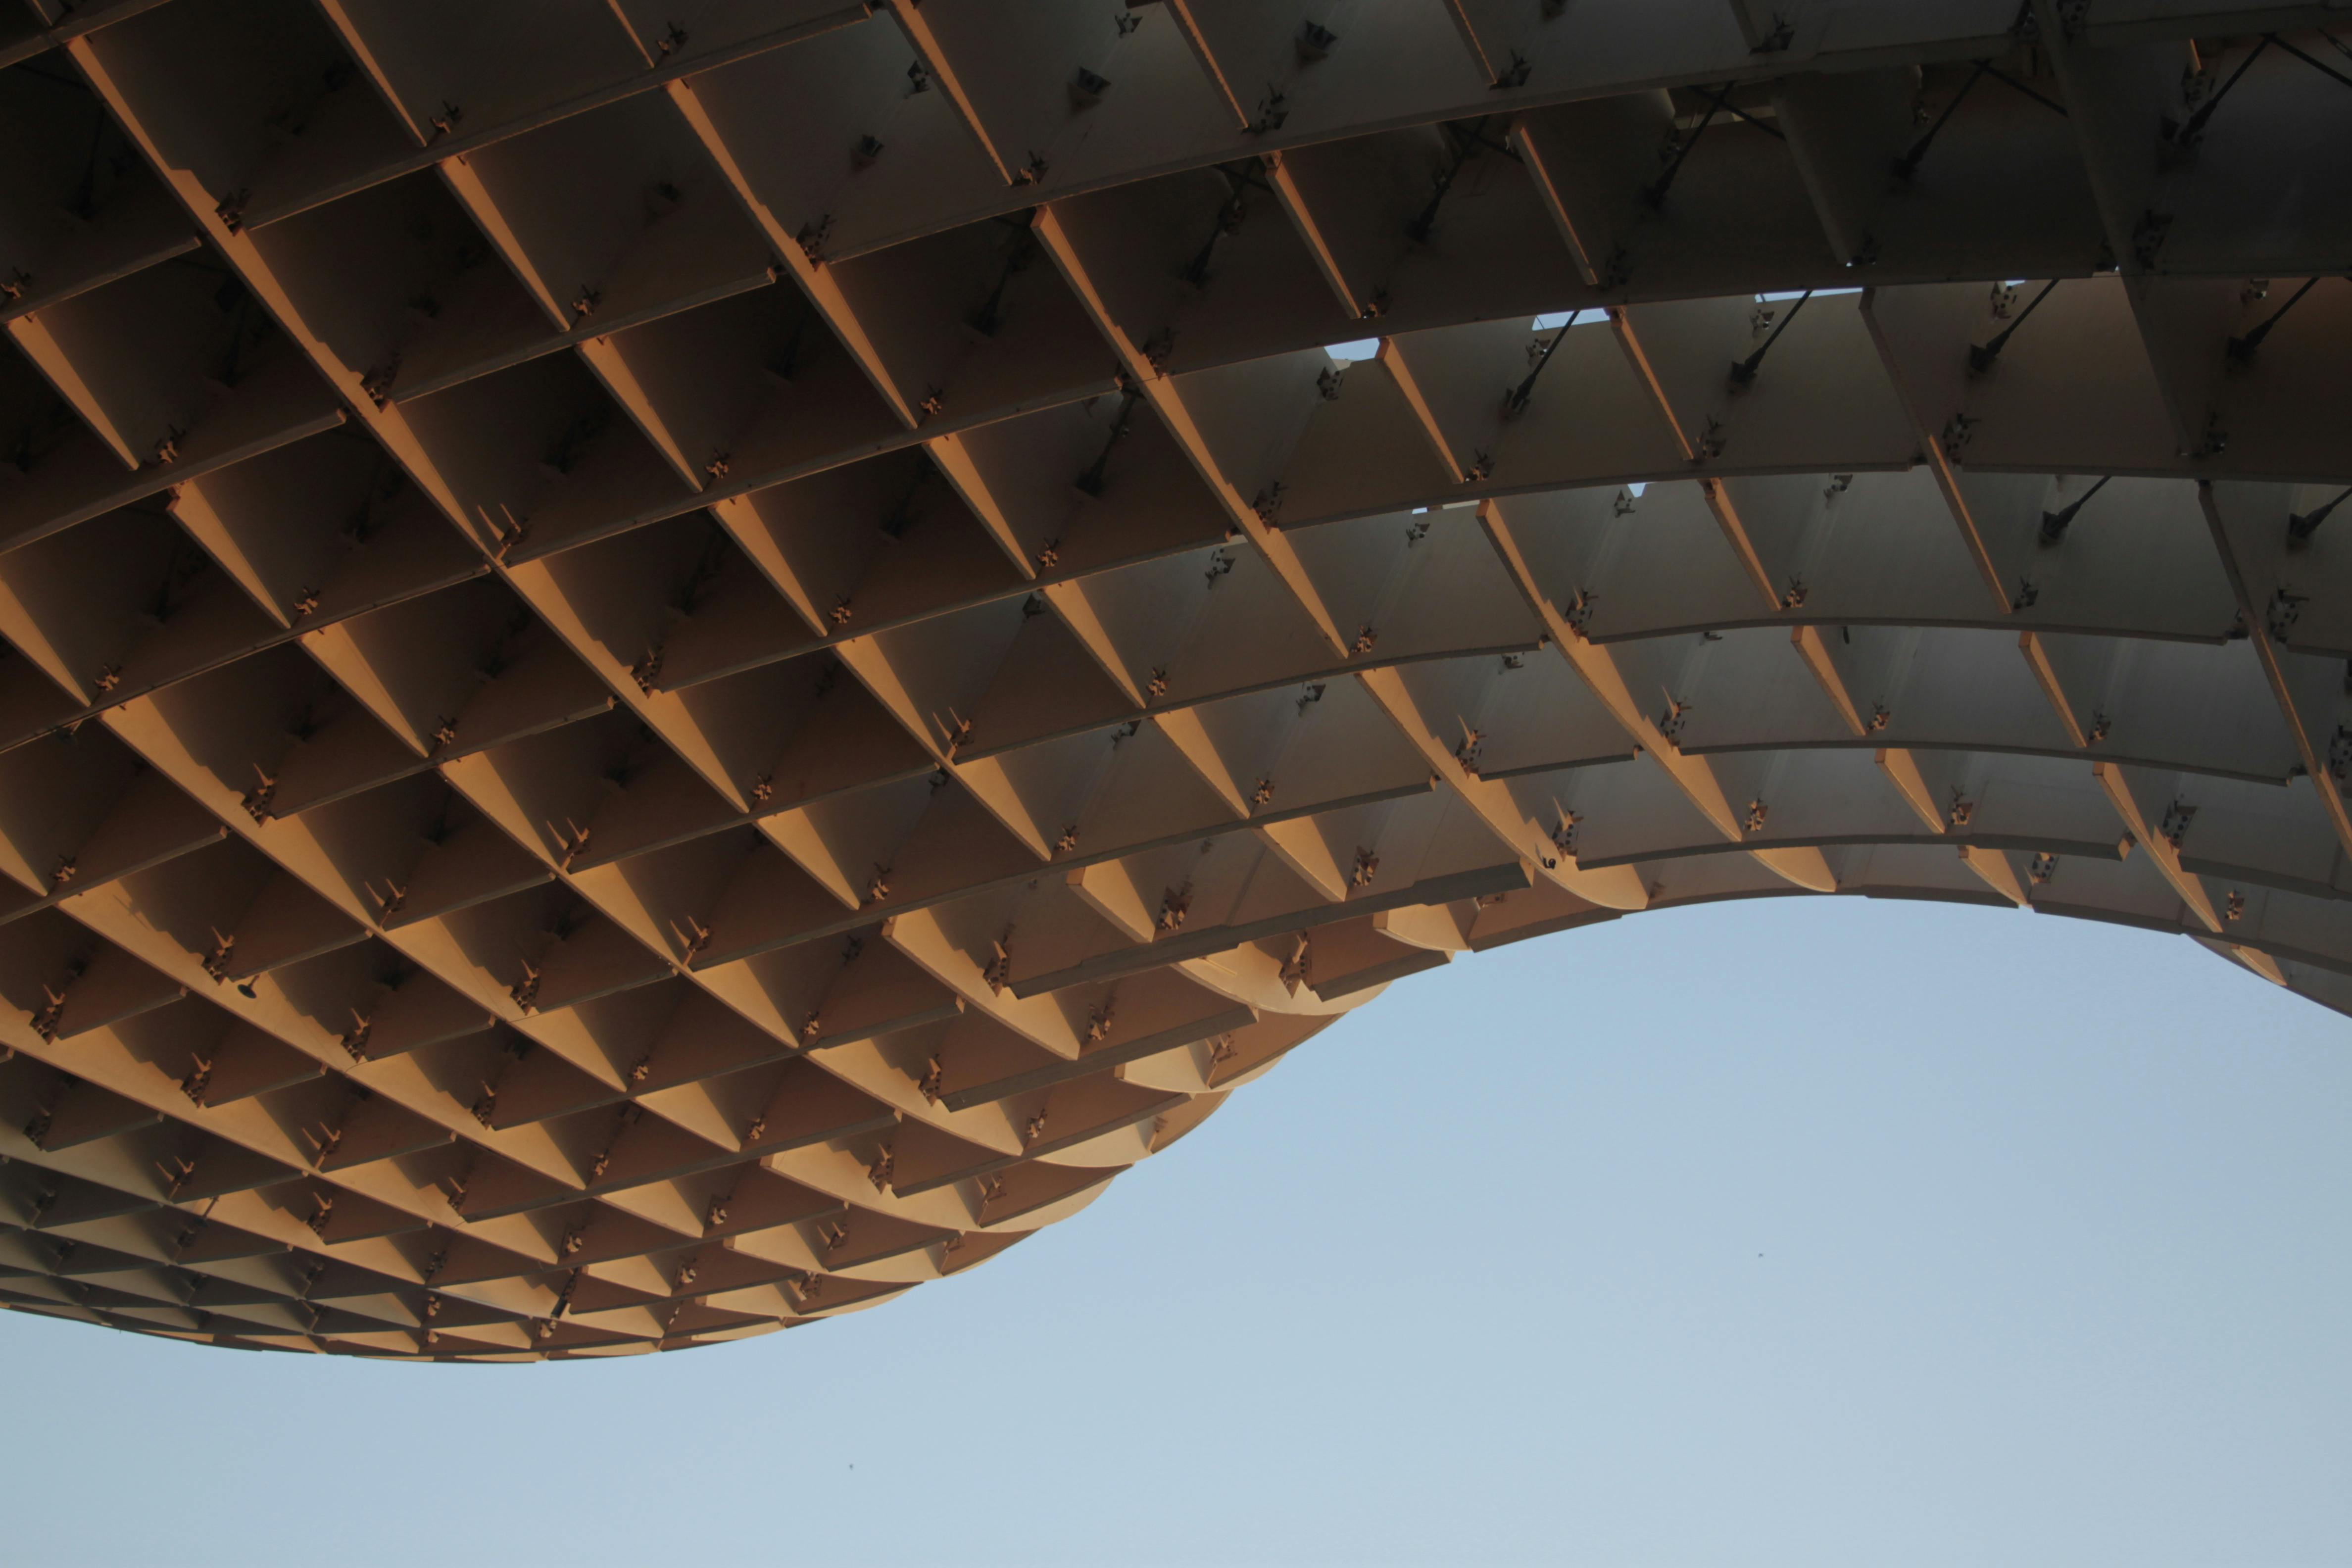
[0,0,2348,1360]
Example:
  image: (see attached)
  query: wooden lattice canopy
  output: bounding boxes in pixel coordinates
[0,0,2348,1358]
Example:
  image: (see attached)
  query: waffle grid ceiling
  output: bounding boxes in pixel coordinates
[0,0,2347,1359]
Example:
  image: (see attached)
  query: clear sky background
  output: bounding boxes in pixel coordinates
[4,895,2347,1568]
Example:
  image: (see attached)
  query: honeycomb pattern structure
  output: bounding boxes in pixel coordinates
[0,0,2349,1359]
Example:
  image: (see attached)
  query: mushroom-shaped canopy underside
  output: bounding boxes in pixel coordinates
[0,0,2346,1359]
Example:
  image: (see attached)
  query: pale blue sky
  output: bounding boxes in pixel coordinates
[5,896,2348,1568]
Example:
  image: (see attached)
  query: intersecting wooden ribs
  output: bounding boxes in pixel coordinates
[0,0,2347,1358]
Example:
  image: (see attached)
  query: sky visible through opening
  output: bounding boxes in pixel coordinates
[4,896,2347,1568]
